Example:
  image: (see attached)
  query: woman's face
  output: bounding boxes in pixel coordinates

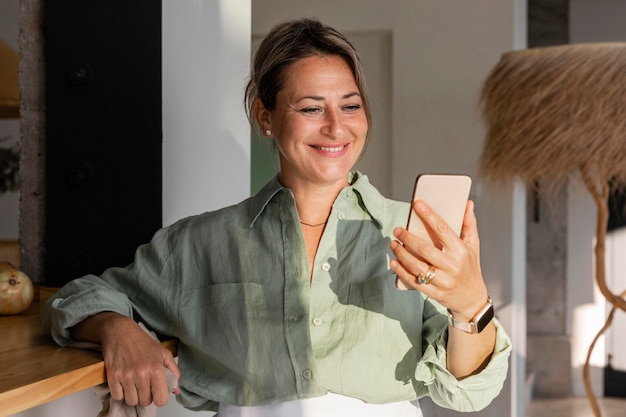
[260,54,368,188]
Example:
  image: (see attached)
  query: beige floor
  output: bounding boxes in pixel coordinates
[527,397,626,417]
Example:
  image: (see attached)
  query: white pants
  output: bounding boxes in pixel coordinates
[218,393,423,417]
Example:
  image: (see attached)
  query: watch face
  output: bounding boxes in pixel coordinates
[476,304,495,333]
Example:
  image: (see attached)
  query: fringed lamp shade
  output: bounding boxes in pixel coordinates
[479,43,626,417]
[480,43,626,194]
[479,42,626,310]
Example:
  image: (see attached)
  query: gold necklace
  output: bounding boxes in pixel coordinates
[299,221,327,227]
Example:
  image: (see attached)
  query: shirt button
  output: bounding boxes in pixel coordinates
[321,262,331,272]
[312,317,323,326]
[337,212,346,220]
[302,369,312,380]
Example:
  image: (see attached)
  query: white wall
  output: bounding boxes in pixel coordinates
[253,2,526,416]
[162,0,251,225]
[568,0,626,397]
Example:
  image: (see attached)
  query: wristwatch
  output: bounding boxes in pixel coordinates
[447,296,494,334]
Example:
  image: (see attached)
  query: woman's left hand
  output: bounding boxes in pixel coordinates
[390,199,489,321]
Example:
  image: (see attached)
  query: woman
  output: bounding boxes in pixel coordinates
[44,18,511,416]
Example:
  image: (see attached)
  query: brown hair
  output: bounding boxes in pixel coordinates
[244,18,372,138]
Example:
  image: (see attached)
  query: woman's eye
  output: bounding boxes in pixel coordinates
[300,107,321,114]
[343,104,362,112]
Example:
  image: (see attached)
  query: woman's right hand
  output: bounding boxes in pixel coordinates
[71,312,180,407]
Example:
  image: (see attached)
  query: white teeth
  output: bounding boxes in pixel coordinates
[315,145,345,152]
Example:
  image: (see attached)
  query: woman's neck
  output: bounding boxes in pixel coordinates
[287,179,348,225]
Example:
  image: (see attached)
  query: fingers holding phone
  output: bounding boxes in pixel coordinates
[392,202,468,291]
[391,174,473,292]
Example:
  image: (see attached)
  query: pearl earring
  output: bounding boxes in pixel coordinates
[265,130,272,136]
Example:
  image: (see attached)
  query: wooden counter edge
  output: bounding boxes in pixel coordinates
[0,338,178,417]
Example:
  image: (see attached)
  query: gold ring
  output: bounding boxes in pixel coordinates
[425,266,436,284]
[418,266,436,285]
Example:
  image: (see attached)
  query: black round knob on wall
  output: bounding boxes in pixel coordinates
[66,63,94,92]
[65,162,93,192]
[63,250,93,278]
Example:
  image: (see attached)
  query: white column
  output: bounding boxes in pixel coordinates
[162,0,252,226]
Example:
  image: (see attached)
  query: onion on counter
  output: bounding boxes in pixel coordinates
[0,262,35,315]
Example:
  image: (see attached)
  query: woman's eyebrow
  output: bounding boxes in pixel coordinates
[296,91,361,103]
[343,92,361,99]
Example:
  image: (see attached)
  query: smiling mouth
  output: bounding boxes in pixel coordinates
[312,144,347,153]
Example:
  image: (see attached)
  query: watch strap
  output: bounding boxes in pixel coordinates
[447,296,494,334]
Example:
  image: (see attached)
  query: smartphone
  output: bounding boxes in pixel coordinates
[406,173,472,248]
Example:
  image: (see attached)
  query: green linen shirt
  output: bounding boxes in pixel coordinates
[43,172,511,412]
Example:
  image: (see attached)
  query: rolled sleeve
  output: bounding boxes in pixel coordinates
[42,275,135,346]
[415,318,512,412]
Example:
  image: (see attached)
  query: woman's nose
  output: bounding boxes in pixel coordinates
[320,109,345,138]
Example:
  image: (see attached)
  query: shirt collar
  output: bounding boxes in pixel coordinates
[248,175,286,227]
[248,171,386,228]
[348,171,385,229]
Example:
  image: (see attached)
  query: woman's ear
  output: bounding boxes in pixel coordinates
[252,98,272,135]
